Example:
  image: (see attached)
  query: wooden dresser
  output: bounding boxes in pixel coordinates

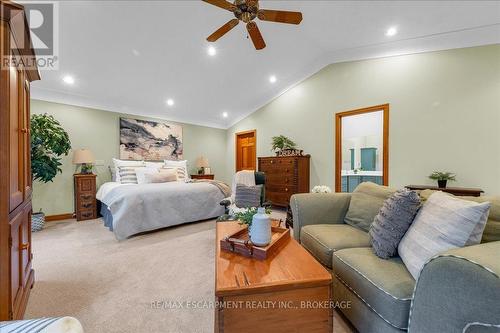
[74,174,97,221]
[258,155,311,207]
[0,1,40,320]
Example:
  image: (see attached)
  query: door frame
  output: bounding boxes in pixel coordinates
[235,129,257,171]
[334,104,389,192]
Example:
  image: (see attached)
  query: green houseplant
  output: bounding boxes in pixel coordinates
[271,135,297,155]
[30,113,71,231]
[429,171,456,188]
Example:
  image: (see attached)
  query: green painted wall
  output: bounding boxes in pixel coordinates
[31,100,228,215]
[226,45,500,195]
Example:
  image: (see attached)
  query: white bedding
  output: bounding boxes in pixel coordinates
[97,181,226,240]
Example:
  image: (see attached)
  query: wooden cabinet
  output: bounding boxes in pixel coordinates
[0,1,40,321]
[74,174,97,221]
[258,155,310,207]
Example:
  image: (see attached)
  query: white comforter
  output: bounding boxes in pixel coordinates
[97,181,225,240]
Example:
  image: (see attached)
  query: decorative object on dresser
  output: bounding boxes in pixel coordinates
[196,156,210,174]
[0,1,40,320]
[72,149,95,174]
[190,174,215,180]
[119,117,183,160]
[271,134,304,156]
[405,185,484,197]
[74,174,97,221]
[258,155,310,207]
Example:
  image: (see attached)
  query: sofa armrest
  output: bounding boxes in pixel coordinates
[290,193,351,241]
[409,241,500,333]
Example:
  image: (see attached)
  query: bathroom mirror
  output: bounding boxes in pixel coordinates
[335,104,389,192]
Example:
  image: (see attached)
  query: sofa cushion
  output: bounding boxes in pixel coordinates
[332,248,415,329]
[300,224,370,268]
[344,182,396,232]
[420,190,500,243]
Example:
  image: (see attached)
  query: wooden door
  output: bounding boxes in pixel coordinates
[235,130,256,171]
[9,56,24,212]
[22,79,31,198]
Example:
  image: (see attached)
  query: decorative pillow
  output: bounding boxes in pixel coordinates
[234,184,262,208]
[136,168,156,184]
[144,161,165,169]
[164,160,188,179]
[144,169,177,183]
[113,158,144,182]
[369,189,421,259]
[163,166,186,180]
[398,191,491,279]
[344,182,397,232]
[118,166,145,184]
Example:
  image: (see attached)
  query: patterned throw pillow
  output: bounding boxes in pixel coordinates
[163,167,185,180]
[234,184,262,208]
[398,191,491,279]
[144,169,177,183]
[369,189,421,259]
[118,166,144,184]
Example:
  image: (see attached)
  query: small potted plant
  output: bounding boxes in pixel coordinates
[31,113,71,231]
[271,135,298,156]
[429,171,456,188]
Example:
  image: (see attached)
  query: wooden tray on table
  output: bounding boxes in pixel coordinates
[220,219,290,260]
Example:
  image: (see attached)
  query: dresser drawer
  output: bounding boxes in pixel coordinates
[265,173,297,186]
[266,191,292,207]
[259,157,297,168]
[77,209,96,221]
[266,183,297,194]
[78,201,95,210]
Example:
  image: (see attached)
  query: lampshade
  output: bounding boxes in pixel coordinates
[72,149,95,164]
[196,156,209,168]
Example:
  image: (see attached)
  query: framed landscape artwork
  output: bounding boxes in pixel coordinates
[119,117,183,161]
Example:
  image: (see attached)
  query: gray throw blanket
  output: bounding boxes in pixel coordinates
[190,179,231,198]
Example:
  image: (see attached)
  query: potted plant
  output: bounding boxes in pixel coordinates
[428,171,456,188]
[30,113,71,231]
[271,135,298,156]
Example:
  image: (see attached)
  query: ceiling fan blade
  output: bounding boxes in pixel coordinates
[258,9,303,24]
[207,19,239,42]
[202,0,236,12]
[246,21,266,50]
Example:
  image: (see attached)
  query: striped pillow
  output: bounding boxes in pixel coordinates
[234,184,262,208]
[163,167,186,181]
[118,166,144,184]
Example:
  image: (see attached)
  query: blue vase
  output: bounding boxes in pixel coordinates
[250,207,271,247]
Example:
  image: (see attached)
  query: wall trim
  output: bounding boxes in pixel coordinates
[45,213,74,222]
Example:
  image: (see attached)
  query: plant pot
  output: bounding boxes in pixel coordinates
[437,180,447,188]
[32,212,45,232]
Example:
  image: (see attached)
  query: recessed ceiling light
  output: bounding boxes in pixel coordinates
[385,26,398,37]
[208,46,217,56]
[166,99,174,106]
[269,75,277,83]
[62,75,75,85]
[132,49,140,56]
[222,112,228,118]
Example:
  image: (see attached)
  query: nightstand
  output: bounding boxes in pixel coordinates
[74,173,97,221]
[191,174,215,180]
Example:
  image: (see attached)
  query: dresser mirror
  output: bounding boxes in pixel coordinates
[335,104,389,192]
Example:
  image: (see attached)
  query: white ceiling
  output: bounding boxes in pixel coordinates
[31,1,500,129]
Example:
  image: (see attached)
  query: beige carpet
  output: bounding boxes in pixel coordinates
[26,217,355,333]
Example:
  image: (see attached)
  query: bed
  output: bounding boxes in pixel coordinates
[96,180,228,240]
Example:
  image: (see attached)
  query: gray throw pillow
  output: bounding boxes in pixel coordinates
[344,182,397,232]
[234,184,262,208]
[369,189,421,259]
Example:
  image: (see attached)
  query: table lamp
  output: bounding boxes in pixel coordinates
[73,149,95,174]
[196,156,210,175]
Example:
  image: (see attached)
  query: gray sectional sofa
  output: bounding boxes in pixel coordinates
[291,183,500,333]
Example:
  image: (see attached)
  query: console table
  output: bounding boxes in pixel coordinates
[405,185,484,197]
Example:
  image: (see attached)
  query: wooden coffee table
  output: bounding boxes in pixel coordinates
[215,221,333,332]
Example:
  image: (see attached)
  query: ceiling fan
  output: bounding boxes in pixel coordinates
[202,0,303,50]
